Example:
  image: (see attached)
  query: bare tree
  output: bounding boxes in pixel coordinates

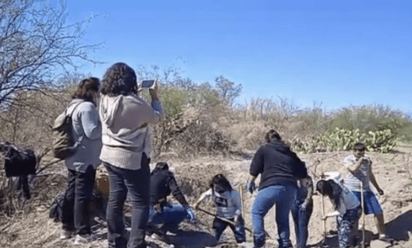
[0,0,101,109]
[214,75,242,108]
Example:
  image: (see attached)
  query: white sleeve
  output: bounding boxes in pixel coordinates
[197,188,213,203]
[343,156,355,168]
[232,190,242,216]
[337,196,347,215]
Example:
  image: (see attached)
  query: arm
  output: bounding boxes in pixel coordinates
[80,104,102,140]
[232,191,242,219]
[301,176,314,207]
[168,173,190,208]
[368,161,384,195]
[194,189,212,209]
[346,157,368,173]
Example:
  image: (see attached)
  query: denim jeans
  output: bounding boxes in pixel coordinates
[148,203,189,227]
[62,165,96,235]
[213,216,246,243]
[291,200,313,248]
[251,183,297,248]
[105,154,150,248]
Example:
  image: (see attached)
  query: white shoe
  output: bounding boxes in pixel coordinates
[74,234,93,245]
[60,229,72,240]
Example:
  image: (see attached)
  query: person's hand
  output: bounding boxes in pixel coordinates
[234,215,239,224]
[377,188,384,195]
[194,202,200,210]
[149,79,159,99]
[186,207,196,222]
[246,182,256,194]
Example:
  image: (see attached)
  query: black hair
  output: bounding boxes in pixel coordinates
[209,174,233,193]
[265,129,281,143]
[100,62,138,96]
[316,179,342,210]
[353,142,366,151]
[71,77,100,104]
[151,162,169,175]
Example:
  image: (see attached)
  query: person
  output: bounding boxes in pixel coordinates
[342,142,389,241]
[194,174,246,245]
[291,173,314,248]
[316,179,362,248]
[59,77,102,245]
[99,62,164,248]
[247,129,308,248]
[147,162,196,237]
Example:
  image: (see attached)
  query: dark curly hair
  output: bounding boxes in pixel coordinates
[71,77,100,104]
[100,62,138,96]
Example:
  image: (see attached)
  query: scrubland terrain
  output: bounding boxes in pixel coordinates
[2,142,412,248]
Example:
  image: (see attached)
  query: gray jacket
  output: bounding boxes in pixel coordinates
[64,99,102,173]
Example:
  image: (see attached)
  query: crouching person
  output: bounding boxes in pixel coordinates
[194,174,246,245]
[148,162,196,237]
[291,173,314,248]
[316,179,361,248]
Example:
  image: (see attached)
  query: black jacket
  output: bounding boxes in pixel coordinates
[149,168,189,208]
[250,139,308,190]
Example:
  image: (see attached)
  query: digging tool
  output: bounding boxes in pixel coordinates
[360,182,365,248]
[196,207,273,240]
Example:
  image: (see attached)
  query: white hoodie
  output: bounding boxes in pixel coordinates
[99,94,164,170]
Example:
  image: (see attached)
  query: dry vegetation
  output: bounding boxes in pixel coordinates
[1,86,412,248]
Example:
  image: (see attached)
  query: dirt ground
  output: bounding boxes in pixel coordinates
[2,143,412,248]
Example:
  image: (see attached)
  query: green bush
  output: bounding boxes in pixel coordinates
[292,128,396,154]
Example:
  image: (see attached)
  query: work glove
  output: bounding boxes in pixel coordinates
[186,207,196,222]
[299,201,308,211]
[246,181,256,194]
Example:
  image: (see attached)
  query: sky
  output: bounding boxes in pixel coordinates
[65,0,412,113]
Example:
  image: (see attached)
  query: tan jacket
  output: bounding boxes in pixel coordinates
[99,94,164,170]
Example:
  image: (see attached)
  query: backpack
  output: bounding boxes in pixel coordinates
[49,192,65,222]
[52,101,84,160]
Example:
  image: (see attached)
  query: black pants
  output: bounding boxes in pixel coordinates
[16,175,31,200]
[213,216,246,243]
[62,165,96,235]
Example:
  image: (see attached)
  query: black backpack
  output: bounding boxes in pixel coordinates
[51,101,84,160]
[49,192,65,222]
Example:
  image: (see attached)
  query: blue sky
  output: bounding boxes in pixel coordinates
[66,0,412,113]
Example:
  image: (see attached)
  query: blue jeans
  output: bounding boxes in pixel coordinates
[148,203,189,226]
[104,154,150,248]
[251,183,297,248]
[291,200,313,248]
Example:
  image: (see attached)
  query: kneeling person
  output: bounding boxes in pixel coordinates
[148,162,195,235]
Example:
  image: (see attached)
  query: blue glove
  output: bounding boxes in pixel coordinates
[186,207,196,222]
[247,182,256,194]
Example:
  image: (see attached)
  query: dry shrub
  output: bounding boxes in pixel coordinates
[154,104,232,158]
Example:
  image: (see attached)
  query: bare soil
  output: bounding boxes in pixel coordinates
[2,144,412,248]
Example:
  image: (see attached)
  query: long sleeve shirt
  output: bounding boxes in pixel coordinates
[250,140,308,190]
[150,169,189,208]
[197,188,242,219]
[65,99,102,173]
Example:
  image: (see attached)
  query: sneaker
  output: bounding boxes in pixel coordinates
[74,234,93,245]
[60,229,72,240]
[378,234,393,243]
